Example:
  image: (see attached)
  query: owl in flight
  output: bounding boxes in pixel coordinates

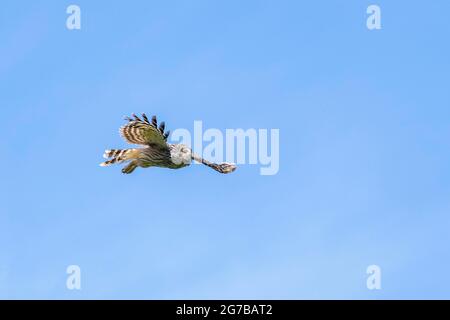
[100,113,236,174]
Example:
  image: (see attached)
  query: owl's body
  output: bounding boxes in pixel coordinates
[100,114,236,174]
[140,145,190,169]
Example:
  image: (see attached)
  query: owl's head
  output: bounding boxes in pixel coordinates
[170,144,192,165]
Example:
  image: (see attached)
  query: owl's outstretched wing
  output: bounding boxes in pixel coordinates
[119,114,170,147]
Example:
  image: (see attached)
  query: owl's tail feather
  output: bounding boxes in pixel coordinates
[99,149,140,167]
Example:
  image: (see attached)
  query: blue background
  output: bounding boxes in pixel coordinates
[1,1,449,299]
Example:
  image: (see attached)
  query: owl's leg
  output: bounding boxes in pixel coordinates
[122,161,139,174]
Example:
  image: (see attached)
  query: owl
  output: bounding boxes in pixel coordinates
[100,113,236,174]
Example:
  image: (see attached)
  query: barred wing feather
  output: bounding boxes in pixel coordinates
[120,113,170,147]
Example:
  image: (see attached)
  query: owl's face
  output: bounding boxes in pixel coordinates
[171,144,192,165]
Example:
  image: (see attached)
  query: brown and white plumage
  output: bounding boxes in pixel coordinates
[100,113,237,174]
[120,114,170,146]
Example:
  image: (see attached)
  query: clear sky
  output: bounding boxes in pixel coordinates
[1,0,449,299]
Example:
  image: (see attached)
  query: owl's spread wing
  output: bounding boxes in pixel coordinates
[119,114,170,147]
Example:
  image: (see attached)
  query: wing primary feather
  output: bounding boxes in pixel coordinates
[151,116,157,127]
[159,122,165,134]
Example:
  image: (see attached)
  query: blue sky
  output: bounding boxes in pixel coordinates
[1,0,450,299]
